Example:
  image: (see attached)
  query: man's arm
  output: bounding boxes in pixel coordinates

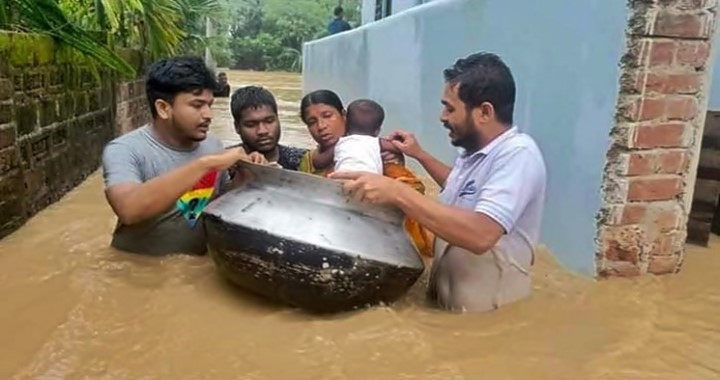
[103,143,248,225]
[393,145,544,255]
[388,130,452,187]
[413,150,452,188]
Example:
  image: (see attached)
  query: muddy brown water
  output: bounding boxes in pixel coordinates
[1,71,720,380]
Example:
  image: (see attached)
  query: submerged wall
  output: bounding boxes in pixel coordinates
[0,32,149,239]
[303,0,628,275]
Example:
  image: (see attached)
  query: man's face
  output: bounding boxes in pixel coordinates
[156,89,214,142]
[236,105,280,153]
[218,74,228,85]
[440,83,478,150]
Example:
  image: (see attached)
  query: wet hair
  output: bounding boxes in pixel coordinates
[145,55,218,118]
[334,6,344,17]
[346,99,384,136]
[218,72,227,77]
[300,89,345,124]
[231,86,278,123]
[443,52,515,125]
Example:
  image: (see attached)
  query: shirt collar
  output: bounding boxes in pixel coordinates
[459,126,519,159]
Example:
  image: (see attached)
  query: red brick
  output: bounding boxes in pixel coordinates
[627,176,683,201]
[653,11,707,38]
[648,40,676,67]
[657,150,689,173]
[600,261,641,277]
[628,152,655,175]
[621,203,647,224]
[601,225,645,263]
[644,73,702,94]
[635,98,667,121]
[677,41,710,68]
[633,123,686,148]
[648,255,681,275]
[666,96,698,120]
[654,207,682,231]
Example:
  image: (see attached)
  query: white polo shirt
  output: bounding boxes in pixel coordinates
[440,126,546,249]
[429,126,547,312]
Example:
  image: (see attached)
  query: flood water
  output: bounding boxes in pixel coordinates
[1,71,720,379]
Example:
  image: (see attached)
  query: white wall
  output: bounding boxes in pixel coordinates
[303,0,629,275]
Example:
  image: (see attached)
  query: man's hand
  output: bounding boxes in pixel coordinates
[247,151,269,165]
[387,130,424,159]
[330,171,404,205]
[204,147,250,171]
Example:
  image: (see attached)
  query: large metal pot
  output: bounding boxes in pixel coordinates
[203,161,425,313]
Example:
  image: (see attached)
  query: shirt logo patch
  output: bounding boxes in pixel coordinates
[458,179,477,198]
[176,170,218,227]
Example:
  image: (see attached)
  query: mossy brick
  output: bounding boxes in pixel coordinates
[0,124,15,149]
[12,75,22,93]
[34,36,55,66]
[0,79,11,100]
[60,94,75,120]
[16,102,38,136]
[0,33,10,54]
[40,98,58,127]
[0,146,18,172]
[51,123,68,147]
[24,72,44,91]
[0,102,12,125]
[29,133,50,161]
[88,90,100,111]
[9,34,36,67]
[74,93,88,116]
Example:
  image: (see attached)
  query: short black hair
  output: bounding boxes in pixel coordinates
[231,86,278,123]
[334,6,344,17]
[443,52,516,125]
[145,56,218,118]
[346,99,384,136]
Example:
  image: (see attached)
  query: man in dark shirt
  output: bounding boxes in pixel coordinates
[327,6,351,35]
[229,86,307,170]
[214,72,231,98]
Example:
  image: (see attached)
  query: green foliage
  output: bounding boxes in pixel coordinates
[217,0,361,72]
[4,0,135,76]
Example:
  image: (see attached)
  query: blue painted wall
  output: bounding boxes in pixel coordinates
[707,26,720,110]
[303,0,628,275]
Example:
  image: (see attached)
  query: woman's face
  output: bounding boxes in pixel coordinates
[303,103,346,148]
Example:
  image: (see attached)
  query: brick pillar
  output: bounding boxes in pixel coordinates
[596,0,717,276]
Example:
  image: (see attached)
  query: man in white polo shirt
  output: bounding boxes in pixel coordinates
[331,52,547,312]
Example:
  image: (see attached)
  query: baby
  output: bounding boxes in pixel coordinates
[312,99,398,174]
[312,99,434,258]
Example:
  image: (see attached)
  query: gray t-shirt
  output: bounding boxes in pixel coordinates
[101,125,228,255]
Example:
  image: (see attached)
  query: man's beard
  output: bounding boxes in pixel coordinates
[447,115,479,151]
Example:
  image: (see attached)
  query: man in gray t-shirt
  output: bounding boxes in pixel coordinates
[102,56,265,256]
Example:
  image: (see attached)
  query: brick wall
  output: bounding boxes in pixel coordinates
[596,0,717,276]
[116,79,150,135]
[0,33,147,239]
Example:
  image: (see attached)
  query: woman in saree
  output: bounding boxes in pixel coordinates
[297,89,434,258]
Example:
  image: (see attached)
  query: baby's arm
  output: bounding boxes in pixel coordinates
[311,146,335,170]
[379,138,402,155]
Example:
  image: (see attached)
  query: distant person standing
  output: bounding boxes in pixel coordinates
[327,6,351,35]
[214,72,231,98]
